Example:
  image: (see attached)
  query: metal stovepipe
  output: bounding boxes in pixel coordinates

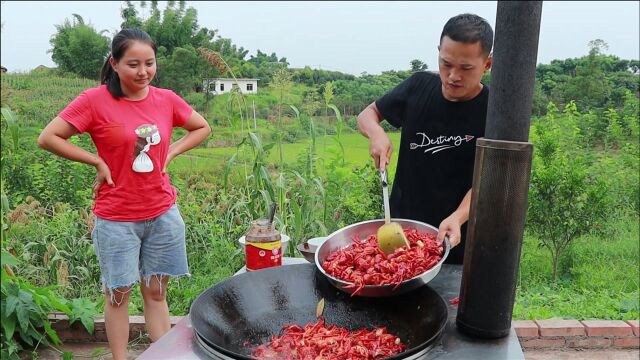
[456,1,543,338]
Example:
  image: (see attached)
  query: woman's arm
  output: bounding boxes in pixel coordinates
[38,117,114,192]
[38,117,97,165]
[164,110,211,171]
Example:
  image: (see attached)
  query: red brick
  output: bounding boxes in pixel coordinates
[580,320,633,336]
[129,315,146,324]
[566,337,612,348]
[48,312,66,320]
[94,329,108,342]
[625,320,639,336]
[613,337,640,348]
[94,317,105,332]
[520,338,566,349]
[56,327,94,342]
[536,319,586,337]
[513,320,539,337]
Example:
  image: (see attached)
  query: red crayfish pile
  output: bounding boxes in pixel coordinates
[252,319,405,359]
[322,228,443,296]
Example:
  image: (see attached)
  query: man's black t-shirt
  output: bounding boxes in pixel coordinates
[375,71,489,264]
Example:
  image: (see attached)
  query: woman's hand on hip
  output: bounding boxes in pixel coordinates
[93,158,114,194]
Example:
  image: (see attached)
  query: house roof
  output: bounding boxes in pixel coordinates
[204,78,260,81]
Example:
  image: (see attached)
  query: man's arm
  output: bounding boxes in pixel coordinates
[357,102,393,171]
[437,189,472,247]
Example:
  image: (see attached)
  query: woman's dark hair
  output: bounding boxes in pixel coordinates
[440,13,494,57]
[100,28,157,98]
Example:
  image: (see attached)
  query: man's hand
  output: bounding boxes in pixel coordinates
[93,158,114,195]
[438,214,462,247]
[438,190,472,248]
[357,102,392,171]
[369,130,393,171]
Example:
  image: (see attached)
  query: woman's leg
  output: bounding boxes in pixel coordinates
[139,204,189,341]
[104,287,132,360]
[140,274,171,341]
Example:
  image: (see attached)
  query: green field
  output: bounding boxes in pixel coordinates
[169,132,401,179]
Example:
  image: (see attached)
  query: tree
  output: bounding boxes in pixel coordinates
[410,59,428,72]
[527,109,610,280]
[49,14,110,80]
[562,40,613,110]
[156,45,204,95]
[120,0,143,29]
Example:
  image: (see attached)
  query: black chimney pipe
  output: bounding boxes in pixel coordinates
[456,1,543,338]
[484,1,543,142]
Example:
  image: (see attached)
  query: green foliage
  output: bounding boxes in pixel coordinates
[271,68,294,165]
[527,106,618,280]
[1,108,20,153]
[246,50,290,86]
[515,214,639,320]
[48,15,110,80]
[156,45,206,95]
[1,250,97,359]
[2,147,94,208]
[292,66,355,87]
[67,298,97,334]
[410,59,428,72]
[4,198,100,298]
[1,73,97,127]
[322,82,334,116]
[332,70,412,116]
[534,39,639,114]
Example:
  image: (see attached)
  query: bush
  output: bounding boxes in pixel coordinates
[528,125,612,280]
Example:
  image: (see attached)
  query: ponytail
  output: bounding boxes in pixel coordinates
[100,54,124,98]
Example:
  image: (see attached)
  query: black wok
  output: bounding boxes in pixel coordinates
[190,263,448,359]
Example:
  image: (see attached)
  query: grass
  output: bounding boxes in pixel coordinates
[514,212,639,320]
[169,132,402,180]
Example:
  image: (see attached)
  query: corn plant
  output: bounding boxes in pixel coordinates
[327,104,346,167]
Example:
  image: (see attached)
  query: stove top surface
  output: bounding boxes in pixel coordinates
[138,261,525,360]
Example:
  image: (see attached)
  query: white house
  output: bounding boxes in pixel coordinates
[203,78,259,95]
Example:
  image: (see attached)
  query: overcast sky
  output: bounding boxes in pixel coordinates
[1,1,639,75]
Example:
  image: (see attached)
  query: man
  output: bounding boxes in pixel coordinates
[357,13,493,264]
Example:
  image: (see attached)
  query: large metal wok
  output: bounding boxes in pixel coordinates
[190,264,448,359]
[315,219,450,297]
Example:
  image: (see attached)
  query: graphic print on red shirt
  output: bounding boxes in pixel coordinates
[132,124,161,173]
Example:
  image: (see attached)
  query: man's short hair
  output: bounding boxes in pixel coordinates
[440,13,494,57]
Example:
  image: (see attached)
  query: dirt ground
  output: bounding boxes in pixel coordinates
[30,342,146,360]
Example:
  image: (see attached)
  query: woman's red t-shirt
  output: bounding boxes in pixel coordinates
[59,85,193,221]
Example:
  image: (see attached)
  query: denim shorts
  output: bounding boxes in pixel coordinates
[91,204,190,295]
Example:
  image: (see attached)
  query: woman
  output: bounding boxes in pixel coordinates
[38,28,211,360]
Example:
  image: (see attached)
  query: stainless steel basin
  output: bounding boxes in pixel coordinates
[315,219,450,297]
